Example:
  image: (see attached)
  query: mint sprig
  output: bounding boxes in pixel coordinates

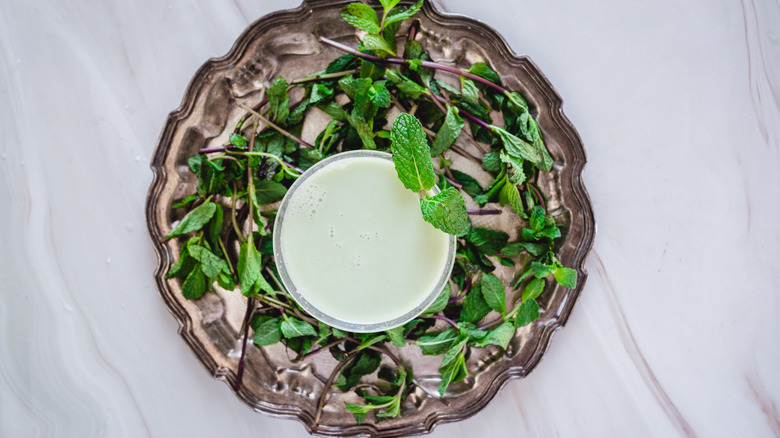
[390,113,470,235]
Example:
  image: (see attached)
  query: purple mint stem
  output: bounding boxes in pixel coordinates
[427,314,458,329]
[234,297,255,391]
[318,37,508,95]
[440,173,462,189]
[449,277,472,303]
[467,209,501,215]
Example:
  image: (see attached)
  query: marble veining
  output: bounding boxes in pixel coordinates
[1,0,779,437]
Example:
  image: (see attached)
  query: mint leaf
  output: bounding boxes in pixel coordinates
[530,261,555,279]
[479,274,506,315]
[492,125,541,165]
[498,181,524,216]
[506,91,529,114]
[438,338,467,396]
[338,76,371,101]
[415,327,458,355]
[457,322,488,341]
[340,3,380,34]
[182,264,207,300]
[384,0,423,27]
[529,206,545,231]
[268,77,290,124]
[430,106,465,156]
[309,83,334,105]
[378,0,401,12]
[229,133,248,148]
[368,81,391,108]
[468,62,501,84]
[514,298,540,327]
[167,201,217,238]
[207,204,224,248]
[339,350,382,391]
[238,241,273,297]
[466,227,509,256]
[361,34,395,57]
[255,179,287,204]
[385,326,406,347]
[475,321,515,349]
[499,151,526,185]
[188,244,229,279]
[345,403,371,424]
[440,337,467,368]
[459,77,479,104]
[554,267,577,289]
[519,242,549,257]
[347,114,376,150]
[460,287,491,323]
[390,113,435,192]
[521,278,545,302]
[253,317,282,346]
[216,272,235,290]
[528,118,554,171]
[280,317,318,338]
[385,70,426,99]
[167,241,197,279]
[481,150,502,173]
[420,187,470,236]
[171,195,199,209]
[423,283,450,315]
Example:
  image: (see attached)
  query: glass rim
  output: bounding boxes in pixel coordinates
[272,150,457,333]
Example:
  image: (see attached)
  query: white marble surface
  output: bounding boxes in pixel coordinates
[1,0,779,436]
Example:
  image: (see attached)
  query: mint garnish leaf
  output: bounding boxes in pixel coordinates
[390,113,436,192]
[420,187,470,236]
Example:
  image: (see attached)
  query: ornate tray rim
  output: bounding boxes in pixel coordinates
[145,1,596,436]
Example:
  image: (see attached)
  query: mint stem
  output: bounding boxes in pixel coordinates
[439,172,462,189]
[528,182,547,210]
[238,103,315,149]
[234,297,255,391]
[199,144,233,154]
[426,314,458,329]
[449,276,472,303]
[467,209,501,215]
[319,37,508,94]
[428,93,492,132]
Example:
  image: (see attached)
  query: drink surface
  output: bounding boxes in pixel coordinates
[279,156,450,325]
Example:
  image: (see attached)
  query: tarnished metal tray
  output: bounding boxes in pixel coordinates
[146,1,595,435]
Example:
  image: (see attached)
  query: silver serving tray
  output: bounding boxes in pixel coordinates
[146,1,595,435]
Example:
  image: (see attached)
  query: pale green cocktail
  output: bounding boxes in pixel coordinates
[273,150,456,332]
